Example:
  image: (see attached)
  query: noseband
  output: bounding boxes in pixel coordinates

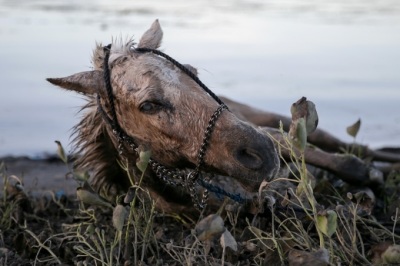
[97,44,244,209]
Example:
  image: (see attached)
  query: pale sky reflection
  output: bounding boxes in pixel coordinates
[0,0,399,156]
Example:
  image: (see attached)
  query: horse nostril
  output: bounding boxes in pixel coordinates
[235,147,264,170]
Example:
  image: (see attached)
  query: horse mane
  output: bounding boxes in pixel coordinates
[71,97,132,200]
[70,37,139,200]
[92,38,136,71]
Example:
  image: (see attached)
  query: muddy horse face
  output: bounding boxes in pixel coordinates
[47,20,279,191]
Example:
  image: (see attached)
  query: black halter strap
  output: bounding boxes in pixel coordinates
[97,44,244,209]
[134,47,225,106]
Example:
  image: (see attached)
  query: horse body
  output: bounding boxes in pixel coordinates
[47,20,280,213]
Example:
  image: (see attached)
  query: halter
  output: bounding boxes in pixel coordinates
[97,44,244,209]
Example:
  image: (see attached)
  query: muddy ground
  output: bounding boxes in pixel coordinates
[1,154,400,265]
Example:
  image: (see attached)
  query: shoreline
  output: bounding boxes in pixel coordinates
[1,155,77,196]
[2,144,399,197]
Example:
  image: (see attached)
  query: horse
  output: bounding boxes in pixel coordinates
[48,19,400,216]
[47,20,280,215]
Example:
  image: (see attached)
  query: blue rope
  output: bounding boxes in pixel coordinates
[197,179,245,204]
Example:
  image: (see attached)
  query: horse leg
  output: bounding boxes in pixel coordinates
[222,96,400,163]
[261,128,382,185]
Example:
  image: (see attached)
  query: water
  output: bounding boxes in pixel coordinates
[1,0,400,157]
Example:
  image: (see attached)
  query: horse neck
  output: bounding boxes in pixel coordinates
[72,97,134,200]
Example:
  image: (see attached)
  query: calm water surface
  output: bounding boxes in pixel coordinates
[0,0,399,157]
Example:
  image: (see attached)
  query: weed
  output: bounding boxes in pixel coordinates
[1,119,399,265]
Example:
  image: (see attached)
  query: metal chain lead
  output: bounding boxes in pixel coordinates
[187,103,227,209]
[195,104,228,174]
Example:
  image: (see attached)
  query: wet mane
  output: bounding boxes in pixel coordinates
[71,98,132,197]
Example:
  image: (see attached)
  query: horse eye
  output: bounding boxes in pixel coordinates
[139,101,161,114]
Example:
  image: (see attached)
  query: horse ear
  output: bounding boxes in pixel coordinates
[138,19,163,49]
[47,70,105,95]
[183,64,198,76]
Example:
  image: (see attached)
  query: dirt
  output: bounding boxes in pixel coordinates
[1,155,400,265]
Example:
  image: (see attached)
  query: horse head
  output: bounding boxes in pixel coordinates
[47,20,279,202]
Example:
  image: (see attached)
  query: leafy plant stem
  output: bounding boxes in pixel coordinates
[300,151,325,249]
